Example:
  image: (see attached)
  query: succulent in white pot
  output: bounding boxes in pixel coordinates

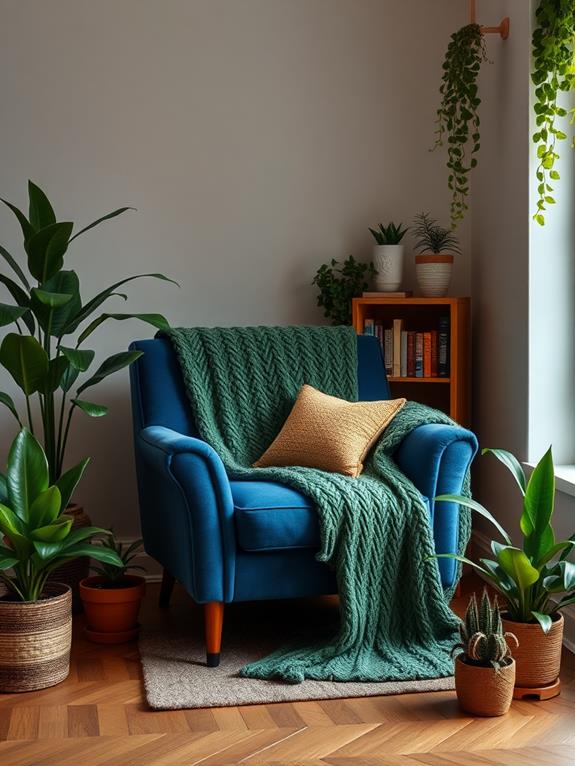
[413,212,461,297]
[369,221,408,292]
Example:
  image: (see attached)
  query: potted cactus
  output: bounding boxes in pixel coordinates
[369,221,408,292]
[453,590,518,717]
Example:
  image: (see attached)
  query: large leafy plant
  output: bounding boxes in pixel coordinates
[0,429,121,601]
[532,0,575,225]
[0,181,175,484]
[312,256,375,325]
[436,447,575,633]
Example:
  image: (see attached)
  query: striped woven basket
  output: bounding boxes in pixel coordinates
[0,583,72,693]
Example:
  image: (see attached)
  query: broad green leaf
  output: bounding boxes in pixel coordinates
[28,180,56,231]
[482,448,527,495]
[87,546,124,567]
[0,334,49,395]
[496,546,540,592]
[31,516,73,543]
[0,392,22,426]
[31,288,73,308]
[530,610,553,634]
[76,312,170,345]
[60,365,80,393]
[0,555,18,570]
[0,472,7,503]
[432,552,490,576]
[55,458,90,510]
[71,399,108,417]
[523,447,555,561]
[435,494,513,545]
[0,198,35,244]
[60,346,95,371]
[0,503,30,556]
[76,350,143,395]
[6,429,49,522]
[0,243,30,289]
[29,486,62,528]
[535,538,575,568]
[26,221,73,282]
[0,303,28,328]
[44,356,70,393]
[69,206,135,243]
[32,270,81,338]
[543,561,575,593]
[0,274,34,333]
[59,525,108,550]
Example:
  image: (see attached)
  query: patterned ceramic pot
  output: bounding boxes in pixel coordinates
[373,245,404,291]
[502,613,563,688]
[0,583,72,693]
[455,656,515,716]
[415,253,453,297]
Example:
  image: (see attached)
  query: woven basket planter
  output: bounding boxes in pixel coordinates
[502,613,564,688]
[0,583,72,693]
[48,503,91,612]
[454,656,515,716]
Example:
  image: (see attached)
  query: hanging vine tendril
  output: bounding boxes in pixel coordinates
[433,24,488,229]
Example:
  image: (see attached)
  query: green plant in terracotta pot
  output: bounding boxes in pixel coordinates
[0,428,122,692]
[412,212,461,298]
[435,446,575,697]
[79,533,146,644]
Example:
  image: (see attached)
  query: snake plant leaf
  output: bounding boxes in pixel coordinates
[71,399,108,417]
[435,494,513,545]
[30,516,73,543]
[28,180,56,231]
[76,312,170,345]
[530,610,553,634]
[26,221,73,282]
[6,429,49,522]
[55,457,90,511]
[482,448,527,495]
[29,486,62,529]
[0,304,28,328]
[76,350,143,395]
[69,206,135,243]
[0,334,49,395]
[0,274,34,334]
[522,446,555,560]
[496,546,540,591]
[0,198,35,245]
[60,346,95,371]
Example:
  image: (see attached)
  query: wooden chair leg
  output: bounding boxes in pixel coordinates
[204,601,224,667]
[159,568,175,608]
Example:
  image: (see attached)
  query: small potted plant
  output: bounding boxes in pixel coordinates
[80,534,146,644]
[312,256,375,325]
[453,590,517,716]
[436,446,574,698]
[412,212,461,297]
[368,221,408,292]
[0,429,121,692]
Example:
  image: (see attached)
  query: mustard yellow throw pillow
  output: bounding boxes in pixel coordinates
[253,385,406,477]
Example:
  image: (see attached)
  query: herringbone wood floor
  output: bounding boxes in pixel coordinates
[0,578,574,766]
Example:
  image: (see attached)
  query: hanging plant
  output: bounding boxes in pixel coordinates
[532,0,575,226]
[434,24,488,228]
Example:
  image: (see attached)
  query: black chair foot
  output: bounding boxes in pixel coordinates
[206,652,221,667]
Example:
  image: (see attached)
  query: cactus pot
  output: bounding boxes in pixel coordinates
[80,575,145,644]
[502,613,563,689]
[454,656,515,716]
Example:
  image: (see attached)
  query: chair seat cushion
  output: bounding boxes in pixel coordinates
[232,479,429,552]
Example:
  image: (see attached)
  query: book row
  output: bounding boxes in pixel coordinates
[363,317,449,378]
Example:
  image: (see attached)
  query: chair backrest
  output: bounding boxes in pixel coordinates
[129,335,390,436]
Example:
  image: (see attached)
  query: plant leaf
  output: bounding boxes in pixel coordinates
[0,303,28,328]
[71,399,108,417]
[0,274,34,334]
[29,486,62,528]
[26,222,73,282]
[496,546,540,592]
[76,312,170,345]
[76,350,143,395]
[32,270,82,338]
[69,207,135,243]
[60,346,95,371]
[523,446,555,561]
[0,334,50,395]
[0,243,30,289]
[530,610,553,634]
[482,448,527,495]
[28,180,56,231]
[55,457,90,510]
[435,494,513,545]
[31,516,73,543]
[6,429,49,522]
[0,198,35,244]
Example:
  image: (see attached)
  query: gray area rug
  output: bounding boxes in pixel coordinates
[139,597,455,709]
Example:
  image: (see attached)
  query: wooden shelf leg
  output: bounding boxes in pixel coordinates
[205,601,224,667]
[159,568,175,608]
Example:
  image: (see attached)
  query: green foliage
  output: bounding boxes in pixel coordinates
[454,590,517,671]
[412,212,461,255]
[0,181,177,484]
[531,0,575,225]
[435,446,575,633]
[312,256,375,326]
[90,532,145,584]
[369,222,408,245]
[0,429,122,601]
[433,24,488,228]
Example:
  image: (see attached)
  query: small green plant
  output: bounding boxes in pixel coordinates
[90,533,145,585]
[312,256,375,325]
[0,429,121,601]
[454,590,517,671]
[531,1,575,225]
[435,446,575,633]
[412,212,461,255]
[433,23,488,228]
[369,222,408,245]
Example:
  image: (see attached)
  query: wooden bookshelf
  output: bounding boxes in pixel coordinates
[352,296,471,427]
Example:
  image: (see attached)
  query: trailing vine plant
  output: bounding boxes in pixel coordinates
[434,24,488,228]
[532,0,575,225]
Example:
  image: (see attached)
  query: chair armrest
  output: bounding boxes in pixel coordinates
[395,424,478,585]
[135,426,236,602]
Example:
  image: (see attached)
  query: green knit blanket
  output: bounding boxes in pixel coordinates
[165,325,470,684]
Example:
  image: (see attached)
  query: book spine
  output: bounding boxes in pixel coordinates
[438,316,449,377]
[375,321,384,352]
[407,331,416,377]
[384,328,393,375]
[415,332,424,378]
[431,330,438,377]
[363,318,374,336]
[423,332,432,378]
[400,331,408,378]
[392,318,403,377]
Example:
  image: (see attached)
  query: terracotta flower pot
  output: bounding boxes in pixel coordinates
[0,583,72,693]
[415,253,454,297]
[454,655,515,716]
[502,613,564,688]
[80,575,146,644]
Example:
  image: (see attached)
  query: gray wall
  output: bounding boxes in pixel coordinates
[0,0,469,534]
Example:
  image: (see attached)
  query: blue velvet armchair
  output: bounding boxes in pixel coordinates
[129,335,477,666]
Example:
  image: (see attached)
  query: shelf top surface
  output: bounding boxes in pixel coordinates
[353,296,470,305]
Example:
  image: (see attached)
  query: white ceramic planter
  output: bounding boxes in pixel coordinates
[373,245,404,292]
[415,254,454,297]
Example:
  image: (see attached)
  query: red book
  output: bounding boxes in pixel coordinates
[431,331,439,377]
[423,332,432,378]
[407,331,416,377]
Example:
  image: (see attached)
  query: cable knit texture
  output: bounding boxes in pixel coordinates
[165,326,471,684]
